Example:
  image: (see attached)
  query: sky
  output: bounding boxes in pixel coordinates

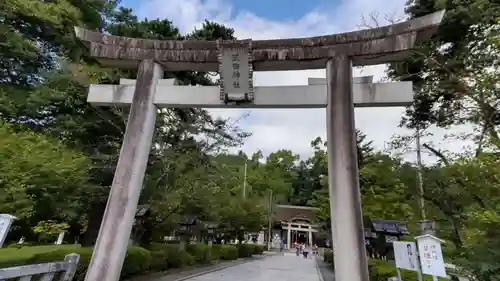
[120,0,474,163]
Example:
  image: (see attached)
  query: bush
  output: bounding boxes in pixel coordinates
[234,244,253,258]
[122,246,152,277]
[324,250,334,264]
[186,243,214,264]
[149,243,195,268]
[368,259,447,281]
[212,245,238,260]
[248,244,265,255]
[27,246,151,281]
[149,250,170,272]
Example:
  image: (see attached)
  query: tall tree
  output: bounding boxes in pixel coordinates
[389,0,500,150]
[0,121,92,240]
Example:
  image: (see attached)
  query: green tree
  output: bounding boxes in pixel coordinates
[32,220,70,243]
[307,131,413,233]
[389,0,500,148]
[0,122,92,241]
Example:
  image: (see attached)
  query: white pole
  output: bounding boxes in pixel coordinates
[243,161,247,199]
[326,55,369,281]
[268,189,273,251]
[416,127,425,221]
[84,60,163,281]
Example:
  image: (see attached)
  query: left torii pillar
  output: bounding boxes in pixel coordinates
[84,60,164,281]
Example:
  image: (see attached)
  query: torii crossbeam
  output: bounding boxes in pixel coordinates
[74,10,445,281]
[88,77,413,108]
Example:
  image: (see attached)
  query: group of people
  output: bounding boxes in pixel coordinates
[294,242,315,258]
[276,240,318,258]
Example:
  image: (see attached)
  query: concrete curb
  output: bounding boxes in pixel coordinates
[314,257,325,281]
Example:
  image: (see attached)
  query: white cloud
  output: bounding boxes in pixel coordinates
[137,0,474,163]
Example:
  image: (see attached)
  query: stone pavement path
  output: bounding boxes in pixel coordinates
[185,254,322,281]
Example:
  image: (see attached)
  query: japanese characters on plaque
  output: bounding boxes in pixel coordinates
[218,40,253,103]
[229,52,243,89]
[417,236,447,278]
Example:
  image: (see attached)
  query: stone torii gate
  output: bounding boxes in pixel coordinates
[74,10,444,281]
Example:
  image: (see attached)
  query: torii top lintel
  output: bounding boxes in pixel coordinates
[74,10,444,72]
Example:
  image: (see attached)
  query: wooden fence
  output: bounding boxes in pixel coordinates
[0,253,79,281]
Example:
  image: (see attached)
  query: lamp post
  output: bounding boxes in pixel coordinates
[267,189,273,251]
[415,128,435,235]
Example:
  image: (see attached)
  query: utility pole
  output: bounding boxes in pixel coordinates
[243,161,247,199]
[416,127,425,221]
[415,127,434,235]
[267,189,273,251]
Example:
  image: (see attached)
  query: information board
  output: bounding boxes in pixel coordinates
[417,237,447,277]
[393,241,420,272]
[0,215,15,247]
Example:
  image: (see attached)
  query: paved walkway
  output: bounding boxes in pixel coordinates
[185,254,322,281]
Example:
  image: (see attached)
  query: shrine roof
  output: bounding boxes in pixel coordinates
[275,204,318,223]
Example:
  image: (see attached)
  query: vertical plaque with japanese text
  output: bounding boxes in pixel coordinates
[417,236,447,278]
[217,40,253,103]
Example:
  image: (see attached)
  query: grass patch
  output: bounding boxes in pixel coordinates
[0,244,81,268]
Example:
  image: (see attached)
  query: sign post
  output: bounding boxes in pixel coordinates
[416,234,447,280]
[393,241,423,281]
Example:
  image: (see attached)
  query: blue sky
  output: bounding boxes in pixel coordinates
[112,0,470,162]
[122,0,337,23]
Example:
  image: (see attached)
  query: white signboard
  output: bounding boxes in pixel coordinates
[393,241,420,272]
[0,214,16,248]
[0,218,9,246]
[220,47,252,99]
[417,236,447,278]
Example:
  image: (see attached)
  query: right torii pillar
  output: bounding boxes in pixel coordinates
[326,54,368,280]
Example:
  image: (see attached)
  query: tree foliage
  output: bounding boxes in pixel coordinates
[0,122,91,221]
[384,1,500,279]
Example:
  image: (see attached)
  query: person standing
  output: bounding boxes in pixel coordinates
[302,243,309,258]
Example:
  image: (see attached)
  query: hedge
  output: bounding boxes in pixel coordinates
[186,244,214,264]
[249,244,266,255]
[235,244,254,258]
[212,244,239,260]
[0,243,258,281]
[324,249,334,264]
[368,259,448,281]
